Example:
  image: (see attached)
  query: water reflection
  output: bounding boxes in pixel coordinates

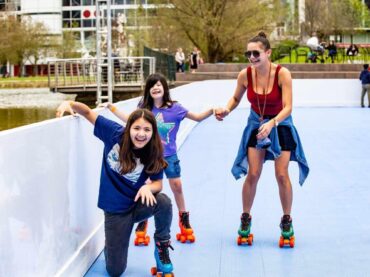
[0,90,75,131]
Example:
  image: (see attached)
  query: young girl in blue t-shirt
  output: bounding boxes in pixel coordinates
[104,73,214,244]
[56,103,174,276]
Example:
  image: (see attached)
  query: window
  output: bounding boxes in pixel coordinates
[71,20,81,28]
[63,11,71,19]
[72,0,81,6]
[72,10,81,18]
[62,0,70,6]
[83,19,92,27]
[82,0,93,5]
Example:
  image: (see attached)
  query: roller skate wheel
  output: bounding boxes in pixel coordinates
[289,236,295,248]
[144,236,150,245]
[180,235,186,243]
[247,236,253,245]
[151,267,157,275]
[237,236,242,245]
[176,233,181,241]
[279,237,284,248]
[188,235,195,243]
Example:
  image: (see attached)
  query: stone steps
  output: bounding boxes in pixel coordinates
[175,63,362,85]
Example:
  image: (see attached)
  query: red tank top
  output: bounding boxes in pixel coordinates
[246,65,283,116]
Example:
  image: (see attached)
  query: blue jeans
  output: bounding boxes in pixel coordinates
[164,154,181,179]
[104,193,172,277]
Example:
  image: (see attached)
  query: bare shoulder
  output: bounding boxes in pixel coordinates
[278,66,291,76]
[237,68,248,86]
[278,66,292,83]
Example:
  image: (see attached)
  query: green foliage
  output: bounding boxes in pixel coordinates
[55,31,81,59]
[303,0,370,36]
[150,0,288,63]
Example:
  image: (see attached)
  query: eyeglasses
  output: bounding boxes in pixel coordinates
[244,50,263,59]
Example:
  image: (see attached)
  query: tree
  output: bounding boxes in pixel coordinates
[151,0,282,63]
[303,0,370,40]
[55,31,81,59]
[0,15,51,76]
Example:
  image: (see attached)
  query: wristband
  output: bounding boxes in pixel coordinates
[110,105,117,112]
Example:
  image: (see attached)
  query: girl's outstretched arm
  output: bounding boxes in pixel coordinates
[214,69,247,121]
[56,101,97,125]
[99,102,130,123]
[186,107,214,122]
[134,180,163,206]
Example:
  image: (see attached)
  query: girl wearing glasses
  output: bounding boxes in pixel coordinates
[215,32,309,247]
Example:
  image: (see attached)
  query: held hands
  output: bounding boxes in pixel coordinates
[56,101,75,117]
[214,107,230,121]
[134,184,157,207]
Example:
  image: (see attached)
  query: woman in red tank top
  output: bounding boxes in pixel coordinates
[215,32,308,247]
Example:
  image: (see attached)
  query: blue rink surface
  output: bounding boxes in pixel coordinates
[85,107,370,277]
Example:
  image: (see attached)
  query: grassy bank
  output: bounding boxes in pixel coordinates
[0,76,49,89]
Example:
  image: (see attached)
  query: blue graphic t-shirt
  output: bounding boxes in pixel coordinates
[151,102,188,157]
[94,115,163,213]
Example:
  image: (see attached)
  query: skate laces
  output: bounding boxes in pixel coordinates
[156,241,174,264]
[241,213,251,231]
[280,215,292,232]
[136,220,147,232]
[180,212,191,229]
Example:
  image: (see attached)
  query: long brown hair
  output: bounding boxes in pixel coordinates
[138,73,173,110]
[119,109,167,175]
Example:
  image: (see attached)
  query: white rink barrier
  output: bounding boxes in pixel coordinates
[0,79,362,276]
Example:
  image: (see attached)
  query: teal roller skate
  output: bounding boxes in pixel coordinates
[151,240,174,276]
[237,212,253,246]
[279,215,295,248]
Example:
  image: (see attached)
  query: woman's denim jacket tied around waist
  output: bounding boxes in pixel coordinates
[231,109,309,185]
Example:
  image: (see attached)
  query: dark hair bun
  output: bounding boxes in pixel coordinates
[258,31,267,38]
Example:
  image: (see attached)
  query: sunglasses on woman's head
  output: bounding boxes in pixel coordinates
[245,50,262,59]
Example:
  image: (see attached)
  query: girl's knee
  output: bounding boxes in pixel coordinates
[156,193,172,209]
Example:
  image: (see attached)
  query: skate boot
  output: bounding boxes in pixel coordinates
[237,212,253,246]
[279,215,295,248]
[134,220,150,246]
[151,240,174,277]
[176,211,195,243]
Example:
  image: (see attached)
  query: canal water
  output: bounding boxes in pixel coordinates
[0,89,76,131]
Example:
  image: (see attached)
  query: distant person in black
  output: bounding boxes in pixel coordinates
[359,64,370,108]
[346,44,359,63]
[326,41,337,63]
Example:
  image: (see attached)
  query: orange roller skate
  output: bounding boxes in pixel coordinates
[237,212,253,246]
[134,220,150,246]
[176,211,195,243]
[278,215,295,248]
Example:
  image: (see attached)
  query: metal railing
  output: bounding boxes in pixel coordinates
[47,56,156,92]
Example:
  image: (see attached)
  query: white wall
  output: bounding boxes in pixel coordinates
[0,79,362,276]
[21,0,62,35]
